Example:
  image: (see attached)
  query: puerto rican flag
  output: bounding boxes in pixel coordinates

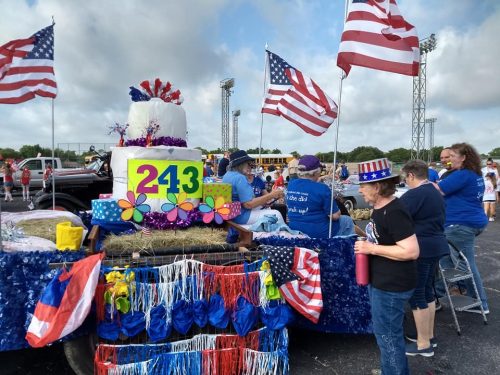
[26,253,104,348]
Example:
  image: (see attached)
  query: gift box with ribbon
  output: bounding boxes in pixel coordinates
[221,201,241,220]
[92,198,122,222]
[202,183,232,205]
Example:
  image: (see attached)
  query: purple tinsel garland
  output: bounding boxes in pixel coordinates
[125,136,187,148]
[142,210,201,230]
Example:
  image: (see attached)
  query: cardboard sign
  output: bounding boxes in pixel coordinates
[128,160,203,198]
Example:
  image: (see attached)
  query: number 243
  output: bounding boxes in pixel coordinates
[136,164,199,194]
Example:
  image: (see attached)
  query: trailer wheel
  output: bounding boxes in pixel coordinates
[63,334,98,375]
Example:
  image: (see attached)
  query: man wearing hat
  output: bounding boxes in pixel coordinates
[353,158,419,375]
[285,155,355,238]
[222,150,284,225]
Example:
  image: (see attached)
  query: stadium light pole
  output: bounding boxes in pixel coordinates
[232,109,241,149]
[220,78,235,151]
[411,34,437,160]
[425,117,437,163]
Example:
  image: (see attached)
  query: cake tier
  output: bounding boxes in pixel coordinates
[111,146,202,212]
[127,98,187,141]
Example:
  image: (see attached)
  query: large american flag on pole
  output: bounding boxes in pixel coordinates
[263,246,323,323]
[261,50,337,137]
[337,0,420,77]
[0,24,57,104]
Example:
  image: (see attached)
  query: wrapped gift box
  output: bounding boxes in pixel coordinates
[221,202,241,220]
[202,183,232,204]
[92,198,122,222]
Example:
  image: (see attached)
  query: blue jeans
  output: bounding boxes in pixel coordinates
[336,215,355,236]
[440,224,489,310]
[409,256,440,309]
[369,286,414,375]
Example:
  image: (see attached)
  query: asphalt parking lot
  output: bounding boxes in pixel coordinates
[1,197,499,374]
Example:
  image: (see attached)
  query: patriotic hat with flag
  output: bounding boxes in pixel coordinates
[358,158,399,183]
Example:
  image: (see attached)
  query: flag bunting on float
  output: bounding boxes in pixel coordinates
[25,253,104,348]
[263,246,323,323]
[337,0,420,77]
[262,50,337,136]
[0,24,57,104]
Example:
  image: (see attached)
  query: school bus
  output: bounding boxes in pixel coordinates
[249,154,293,171]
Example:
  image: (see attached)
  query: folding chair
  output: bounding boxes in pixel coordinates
[439,240,488,335]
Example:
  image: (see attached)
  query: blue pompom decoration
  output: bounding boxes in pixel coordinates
[129,86,151,102]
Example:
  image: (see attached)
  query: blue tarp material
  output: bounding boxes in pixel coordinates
[256,236,373,334]
[0,250,86,351]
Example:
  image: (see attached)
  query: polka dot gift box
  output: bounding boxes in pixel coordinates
[92,198,122,222]
[202,183,232,205]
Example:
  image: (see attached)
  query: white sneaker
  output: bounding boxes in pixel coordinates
[489,217,495,222]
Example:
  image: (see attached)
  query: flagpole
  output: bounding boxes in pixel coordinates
[51,98,55,209]
[258,44,269,167]
[328,0,350,238]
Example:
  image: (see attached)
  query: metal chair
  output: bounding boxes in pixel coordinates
[439,240,488,335]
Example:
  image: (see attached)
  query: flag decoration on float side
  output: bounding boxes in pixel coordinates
[263,246,323,323]
[261,50,338,136]
[25,253,104,348]
[0,24,57,104]
[337,0,420,77]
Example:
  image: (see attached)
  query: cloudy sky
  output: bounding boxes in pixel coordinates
[1,0,500,156]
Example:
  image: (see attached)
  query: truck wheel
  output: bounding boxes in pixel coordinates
[343,198,355,212]
[37,199,78,212]
[63,334,98,375]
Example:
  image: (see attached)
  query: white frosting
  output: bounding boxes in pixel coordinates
[127,98,187,140]
[110,146,202,212]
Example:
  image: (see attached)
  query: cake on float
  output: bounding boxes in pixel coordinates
[92,78,239,232]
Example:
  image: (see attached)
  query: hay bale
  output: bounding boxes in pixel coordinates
[16,217,73,243]
[102,226,228,253]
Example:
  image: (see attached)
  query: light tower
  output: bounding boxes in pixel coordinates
[220,78,234,150]
[425,117,436,163]
[411,34,437,160]
[232,109,241,149]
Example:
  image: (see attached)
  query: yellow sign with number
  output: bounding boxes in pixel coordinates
[128,160,203,199]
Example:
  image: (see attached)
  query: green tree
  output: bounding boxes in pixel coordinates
[0,148,20,159]
[386,148,411,162]
[271,148,282,154]
[488,147,500,157]
[348,146,384,162]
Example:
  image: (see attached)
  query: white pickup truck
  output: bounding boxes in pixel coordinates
[13,157,63,188]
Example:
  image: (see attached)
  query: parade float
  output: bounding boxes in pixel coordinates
[0,78,371,375]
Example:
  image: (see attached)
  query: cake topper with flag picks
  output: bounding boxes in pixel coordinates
[108,122,129,147]
[129,78,184,105]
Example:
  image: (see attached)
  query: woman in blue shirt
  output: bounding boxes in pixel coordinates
[434,143,489,313]
[222,150,283,225]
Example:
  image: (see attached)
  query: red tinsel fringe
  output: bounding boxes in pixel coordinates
[202,348,239,375]
[204,272,260,311]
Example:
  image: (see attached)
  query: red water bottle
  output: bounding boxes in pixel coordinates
[355,237,370,286]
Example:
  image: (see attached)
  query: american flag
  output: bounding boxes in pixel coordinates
[0,24,57,104]
[261,50,337,136]
[263,246,323,323]
[141,226,152,236]
[337,0,420,77]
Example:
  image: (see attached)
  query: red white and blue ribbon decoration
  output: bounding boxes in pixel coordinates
[129,78,183,104]
[25,253,104,348]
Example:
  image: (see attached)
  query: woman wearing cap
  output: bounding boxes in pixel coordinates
[286,155,355,238]
[222,150,284,225]
[354,158,419,375]
[434,143,489,314]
